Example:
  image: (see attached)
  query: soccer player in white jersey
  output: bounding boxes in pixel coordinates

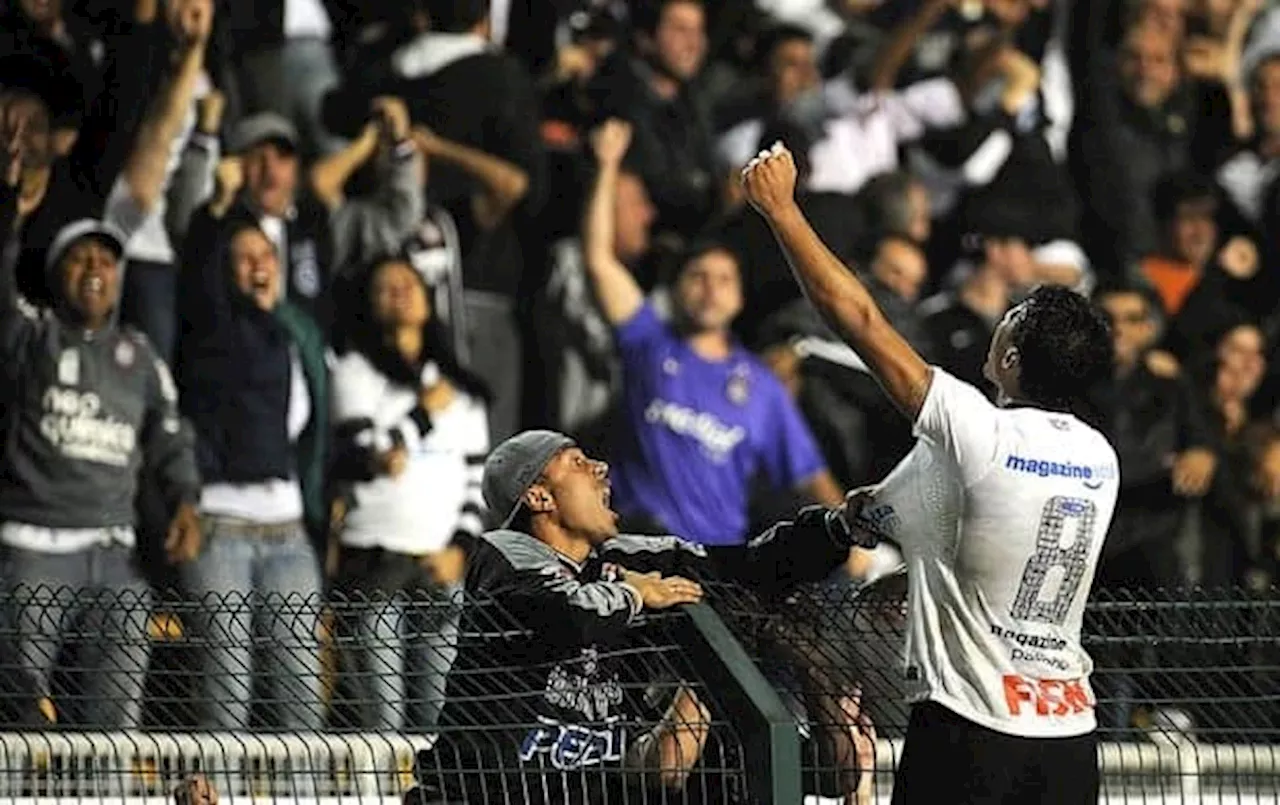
[742,144,1118,803]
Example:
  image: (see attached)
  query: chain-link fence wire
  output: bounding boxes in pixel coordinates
[3,580,1280,802]
[0,584,748,803]
[705,576,1280,804]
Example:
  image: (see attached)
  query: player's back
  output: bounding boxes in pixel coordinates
[865,369,1119,738]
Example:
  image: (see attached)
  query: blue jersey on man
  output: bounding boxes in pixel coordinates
[609,303,826,546]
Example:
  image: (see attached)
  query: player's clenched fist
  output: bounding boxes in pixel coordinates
[740,141,799,219]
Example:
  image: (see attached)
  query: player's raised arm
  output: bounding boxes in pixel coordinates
[741,144,932,419]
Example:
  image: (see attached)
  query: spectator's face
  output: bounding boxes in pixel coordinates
[0,91,54,169]
[905,182,931,244]
[371,261,430,330]
[19,0,60,26]
[1217,324,1266,397]
[983,0,1032,28]
[174,775,218,805]
[1167,199,1217,266]
[675,248,742,334]
[871,238,927,303]
[1099,291,1156,365]
[229,227,282,311]
[615,172,656,262]
[653,1,707,82]
[1120,26,1180,108]
[59,237,120,327]
[532,447,617,542]
[165,0,209,39]
[769,38,819,107]
[242,141,298,218]
[1253,59,1280,138]
[984,236,1036,288]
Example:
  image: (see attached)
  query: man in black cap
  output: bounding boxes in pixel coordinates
[0,136,202,728]
[419,428,873,802]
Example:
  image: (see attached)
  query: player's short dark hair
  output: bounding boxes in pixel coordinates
[1009,286,1113,412]
[427,0,489,33]
[632,0,704,36]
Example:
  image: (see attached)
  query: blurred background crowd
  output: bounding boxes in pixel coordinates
[2,0,1280,737]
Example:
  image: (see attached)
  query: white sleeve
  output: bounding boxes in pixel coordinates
[716,120,763,172]
[913,367,1004,487]
[455,400,491,538]
[329,354,376,423]
[882,78,966,143]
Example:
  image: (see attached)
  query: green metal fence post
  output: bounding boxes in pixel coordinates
[681,602,803,803]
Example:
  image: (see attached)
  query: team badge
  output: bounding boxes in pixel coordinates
[114,339,135,368]
[291,240,321,298]
[726,367,749,405]
[58,348,80,385]
[662,358,679,376]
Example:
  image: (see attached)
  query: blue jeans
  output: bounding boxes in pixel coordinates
[346,585,462,732]
[333,547,462,732]
[181,517,323,731]
[0,544,151,728]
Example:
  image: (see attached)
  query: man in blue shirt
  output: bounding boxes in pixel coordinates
[583,119,842,546]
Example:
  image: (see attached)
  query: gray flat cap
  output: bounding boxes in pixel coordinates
[229,112,299,154]
[482,430,576,529]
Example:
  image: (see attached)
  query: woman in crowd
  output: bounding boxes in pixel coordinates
[329,255,489,732]
[1199,321,1271,590]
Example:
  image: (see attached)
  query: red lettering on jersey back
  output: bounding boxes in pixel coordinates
[1002,675,1092,717]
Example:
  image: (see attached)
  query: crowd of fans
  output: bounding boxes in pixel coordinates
[1,0,1279,741]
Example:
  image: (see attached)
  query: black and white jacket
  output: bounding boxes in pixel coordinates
[329,349,487,554]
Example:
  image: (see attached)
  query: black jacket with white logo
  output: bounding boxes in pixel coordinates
[0,190,200,534]
[426,506,854,796]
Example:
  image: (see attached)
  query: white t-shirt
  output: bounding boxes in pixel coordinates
[861,368,1119,738]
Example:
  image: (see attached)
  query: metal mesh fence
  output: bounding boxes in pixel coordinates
[0,578,1278,803]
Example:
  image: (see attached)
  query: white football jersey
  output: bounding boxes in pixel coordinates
[860,368,1119,738]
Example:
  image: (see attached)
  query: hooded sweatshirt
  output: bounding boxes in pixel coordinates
[0,190,200,541]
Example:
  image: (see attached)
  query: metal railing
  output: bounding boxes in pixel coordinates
[0,578,1277,803]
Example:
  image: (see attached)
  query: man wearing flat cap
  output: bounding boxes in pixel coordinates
[417,429,874,802]
[0,132,201,729]
[193,111,335,329]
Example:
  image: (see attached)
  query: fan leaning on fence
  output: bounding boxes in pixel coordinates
[415,429,880,804]
[742,142,1120,804]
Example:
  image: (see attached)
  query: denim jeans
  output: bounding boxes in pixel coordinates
[0,544,151,728]
[334,547,461,732]
[181,517,323,732]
